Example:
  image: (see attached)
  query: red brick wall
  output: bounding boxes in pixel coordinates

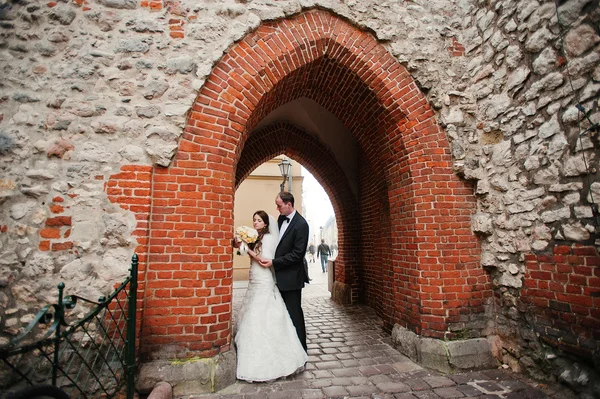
[106,165,153,354]
[521,245,600,360]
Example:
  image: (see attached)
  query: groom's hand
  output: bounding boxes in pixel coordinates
[258,259,272,268]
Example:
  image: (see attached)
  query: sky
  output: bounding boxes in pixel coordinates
[301,167,334,242]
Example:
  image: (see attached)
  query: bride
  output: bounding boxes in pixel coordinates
[234,210,308,382]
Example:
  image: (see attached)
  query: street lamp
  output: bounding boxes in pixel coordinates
[278,157,291,192]
[319,226,323,241]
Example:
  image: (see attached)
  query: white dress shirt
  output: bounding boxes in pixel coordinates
[278,210,296,242]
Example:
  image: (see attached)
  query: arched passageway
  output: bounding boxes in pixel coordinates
[132,9,492,360]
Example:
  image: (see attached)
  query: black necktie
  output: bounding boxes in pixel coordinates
[278,215,289,228]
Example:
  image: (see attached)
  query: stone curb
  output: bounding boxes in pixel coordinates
[137,351,236,396]
[391,325,499,373]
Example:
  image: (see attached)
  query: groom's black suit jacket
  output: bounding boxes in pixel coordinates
[273,212,310,291]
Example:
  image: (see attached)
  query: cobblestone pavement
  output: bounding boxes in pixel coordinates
[185,261,573,399]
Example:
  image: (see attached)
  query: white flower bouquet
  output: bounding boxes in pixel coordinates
[235,226,258,255]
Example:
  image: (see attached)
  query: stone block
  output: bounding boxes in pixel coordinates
[447,338,498,370]
[418,338,451,374]
[214,350,237,392]
[332,281,351,305]
[136,352,236,395]
[391,325,419,362]
[391,324,497,374]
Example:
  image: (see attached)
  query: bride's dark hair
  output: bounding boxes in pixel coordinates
[250,210,269,254]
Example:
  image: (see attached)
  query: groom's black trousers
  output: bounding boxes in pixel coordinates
[279,289,307,352]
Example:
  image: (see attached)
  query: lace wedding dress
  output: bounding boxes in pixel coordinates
[235,217,307,382]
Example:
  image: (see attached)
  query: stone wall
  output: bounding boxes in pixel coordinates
[448,0,600,394]
[0,0,598,392]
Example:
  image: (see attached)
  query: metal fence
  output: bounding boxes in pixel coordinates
[0,254,139,399]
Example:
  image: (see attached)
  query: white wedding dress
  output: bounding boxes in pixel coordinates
[235,217,307,382]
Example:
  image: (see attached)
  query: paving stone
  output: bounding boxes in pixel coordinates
[413,391,442,399]
[376,382,411,393]
[392,362,425,374]
[315,360,343,369]
[341,359,361,367]
[330,377,353,385]
[267,391,302,399]
[331,368,362,377]
[433,387,465,398]
[369,374,393,384]
[404,378,433,391]
[393,394,419,399]
[456,384,483,396]
[358,366,381,376]
[295,371,314,380]
[312,370,333,379]
[349,376,370,385]
[359,358,378,366]
[372,394,397,399]
[423,376,456,388]
[346,384,379,396]
[278,380,310,390]
[474,381,504,393]
[311,379,333,388]
[320,354,338,361]
[321,342,345,348]
[301,389,325,399]
[322,386,348,397]
[335,353,354,360]
[497,379,529,391]
[375,364,398,374]
[481,370,511,380]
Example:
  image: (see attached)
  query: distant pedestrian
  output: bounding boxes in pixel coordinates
[307,243,316,263]
[316,239,331,273]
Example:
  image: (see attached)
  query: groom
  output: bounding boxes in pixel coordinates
[259,191,309,351]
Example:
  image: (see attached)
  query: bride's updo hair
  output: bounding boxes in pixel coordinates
[250,210,270,254]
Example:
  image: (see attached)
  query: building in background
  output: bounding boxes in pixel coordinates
[320,215,338,258]
[233,156,303,281]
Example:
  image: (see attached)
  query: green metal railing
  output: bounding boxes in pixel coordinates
[0,254,139,399]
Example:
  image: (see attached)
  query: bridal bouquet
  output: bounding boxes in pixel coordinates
[235,226,258,255]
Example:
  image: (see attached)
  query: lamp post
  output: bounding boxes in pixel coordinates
[319,226,323,241]
[278,157,291,192]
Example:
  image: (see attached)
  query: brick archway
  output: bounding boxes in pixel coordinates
[132,9,492,360]
[235,122,360,292]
